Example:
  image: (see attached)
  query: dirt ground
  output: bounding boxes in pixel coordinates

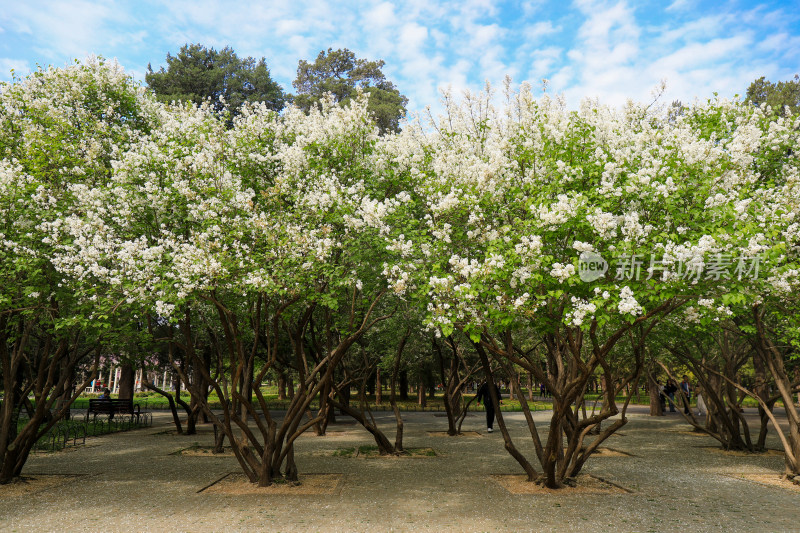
[1,406,799,532]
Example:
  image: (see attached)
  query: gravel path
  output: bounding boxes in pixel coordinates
[1,407,798,532]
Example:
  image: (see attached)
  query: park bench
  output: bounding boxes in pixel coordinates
[85,398,141,422]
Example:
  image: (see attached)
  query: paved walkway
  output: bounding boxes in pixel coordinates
[1,407,798,532]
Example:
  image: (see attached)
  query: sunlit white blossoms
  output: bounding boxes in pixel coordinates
[396,82,799,339]
[550,263,576,283]
[567,297,597,326]
[617,286,643,316]
[1,60,798,346]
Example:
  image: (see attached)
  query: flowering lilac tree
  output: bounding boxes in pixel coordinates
[388,83,799,487]
[659,102,800,480]
[651,314,772,451]
[59,90,410,484]
[746,303,800,482]
[0,59,155,483]
[4,58,798,491]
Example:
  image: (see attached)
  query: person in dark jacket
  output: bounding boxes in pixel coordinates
[98,388,114,419]
[476,380,502,433]
[663,379,678,413]
[656,379,667,414]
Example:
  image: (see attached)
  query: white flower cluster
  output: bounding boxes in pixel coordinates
[617,286,643,316]
[566,297,597,326]
[535,194,582,228]
[3,61,799,346]
[550,263,576,283]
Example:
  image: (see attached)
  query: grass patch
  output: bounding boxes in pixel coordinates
[68,388,555,412]
[331,447,356,457]
[23,415,149,453]
[409,447,438,457]
[173,444,236,457]
[332,445,438,458]
[358,444,380,455]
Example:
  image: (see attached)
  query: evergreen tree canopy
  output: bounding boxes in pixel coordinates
[293,48,408,133]
[146,43,287,114]
[746,74,800,115]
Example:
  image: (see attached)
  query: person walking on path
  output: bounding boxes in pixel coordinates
[655,379,667,415]
[476,380,502,433]
[696,384,707,416]
[680,375,692,414]
[663,379,678,413]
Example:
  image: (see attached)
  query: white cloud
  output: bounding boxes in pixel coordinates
[364,2,397,29]
[525,21,561,42]
[665,0,690,12]
[653,35,752,72]
[521,0,548,17]
[472,23,504,49]
[0,58,30,81]
[528,47,562,79]
[555,0,643,103]
[653,15,729,45]
[399,22,429,52]
[0,0,797,114]
[550,64,575,93]
[3,0,125,60]
[575,1,639,50]
[757,32,800,57]
[276,19,307,36]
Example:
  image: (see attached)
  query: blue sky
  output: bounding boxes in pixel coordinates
[1,0,798,112]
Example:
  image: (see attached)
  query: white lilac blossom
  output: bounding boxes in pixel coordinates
[617,286,643,316]
[3,62,799,345]
[404,84,798,336]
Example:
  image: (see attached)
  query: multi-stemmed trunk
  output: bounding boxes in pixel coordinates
[474,341,539,482]
[433,336,480,436]
[389,329,410,452]
[664,330,772,452]
[330,375,397,455]
[470,303,670,489]
[172,290,388,486]
[0,319,99,484]
[141,368,184,434]
[751,306,800,482]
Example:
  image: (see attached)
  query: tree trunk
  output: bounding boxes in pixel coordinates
[527,373,534,401]
[399,370,409,401]
[753,307,800,480]
[174,359,196,435]
[142,372,183,434]
[56,355,76,421]
[331,398,397,455]
[1,331,99,485]
[375,368,383,405]
[278,373,287,401]
[117,363,135,400]
[390,331,410,452]
[338,384,351,414]
[648,374,664,416]
[474,342,538,482]
[435,339,458,435]
[752,350,772,451]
